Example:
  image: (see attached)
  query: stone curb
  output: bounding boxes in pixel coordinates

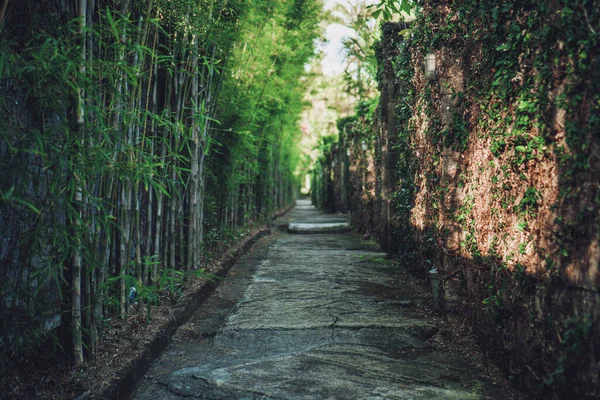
[95,205,293,400]
[271,203,294,220]
[287,227,352,234]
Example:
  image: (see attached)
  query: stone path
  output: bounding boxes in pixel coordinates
[132,200,513,399]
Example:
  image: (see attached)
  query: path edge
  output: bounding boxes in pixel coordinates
[98,204,294,400]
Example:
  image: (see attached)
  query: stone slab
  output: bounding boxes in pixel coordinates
[132,201,516,400]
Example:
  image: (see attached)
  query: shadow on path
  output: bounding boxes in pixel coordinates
[132,200,516,399]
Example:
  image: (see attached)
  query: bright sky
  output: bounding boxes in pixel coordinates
[320,0,375,76]
[321,0,352,76]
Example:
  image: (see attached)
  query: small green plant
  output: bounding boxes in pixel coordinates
[455,195,474,223]
[515,186,540,216]
[543,314,593,387]
[516,220,527,232]
[482,263,509,322]
[513,263,526,282]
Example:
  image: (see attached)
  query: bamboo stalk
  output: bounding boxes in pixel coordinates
[155,43,173,280]
[196,43,218,250]
[187,35,199,270]
[169,157,177,270]
[119,180,128,319]
[134,182,142,304]
[143,20,158,284]
[118,0,133,320]
[70,0,87,367]
[130,12,147,307]
[85,0,98,354]
[0,0,9,26]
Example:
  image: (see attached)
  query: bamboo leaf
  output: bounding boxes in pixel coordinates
[105,8,121,42]
[1,186,15,199]
[11,197,41,214]
[0,187,41,213]
[150,180,171,198]
[400,0,413,14]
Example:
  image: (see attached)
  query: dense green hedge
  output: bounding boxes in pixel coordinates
[0,0,322,370]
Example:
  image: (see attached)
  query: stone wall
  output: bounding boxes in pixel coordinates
[320,2,600,396]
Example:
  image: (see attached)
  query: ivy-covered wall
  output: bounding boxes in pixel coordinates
[317,1,599,397]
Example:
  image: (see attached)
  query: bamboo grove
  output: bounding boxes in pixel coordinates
[0,0,322,368]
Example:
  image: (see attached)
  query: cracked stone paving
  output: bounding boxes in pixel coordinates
[132,200,512,399]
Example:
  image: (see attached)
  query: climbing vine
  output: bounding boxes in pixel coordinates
[404,1,599,396]
[317,0,599,397]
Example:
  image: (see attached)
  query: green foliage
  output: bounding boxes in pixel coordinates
[386,38,418,264]
[331,2,380,98]
[0,0,322,369]
[515,186,540,216]
[402,1,600,396]
[208,0,323,229]
[454,195,474,224]
[543,314,594,387]
[369,0,415,21]
[311,134,338,210]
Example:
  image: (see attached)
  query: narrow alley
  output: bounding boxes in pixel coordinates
[132,200,514,399]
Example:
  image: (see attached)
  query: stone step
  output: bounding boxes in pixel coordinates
[288,221,351,234]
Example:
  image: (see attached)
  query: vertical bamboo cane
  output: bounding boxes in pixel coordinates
[71,0,87,366]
